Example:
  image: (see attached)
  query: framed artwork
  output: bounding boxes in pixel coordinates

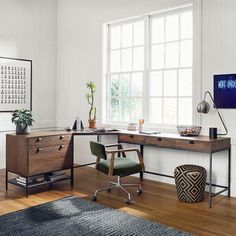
[0,56,32,112]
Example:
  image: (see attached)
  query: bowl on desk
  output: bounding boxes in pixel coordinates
[177,125,201,137]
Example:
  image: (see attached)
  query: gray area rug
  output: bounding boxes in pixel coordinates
[0,196,192,236]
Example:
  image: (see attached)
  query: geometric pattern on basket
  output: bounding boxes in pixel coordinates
[174,164,207,203]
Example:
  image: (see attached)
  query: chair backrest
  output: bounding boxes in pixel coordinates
[90,141,107,160]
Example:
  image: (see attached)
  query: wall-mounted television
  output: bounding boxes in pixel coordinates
[214,73,236,108]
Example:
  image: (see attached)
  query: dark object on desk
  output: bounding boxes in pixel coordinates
[197,91,228,135]
[177,125,201,136]
[209,127,217,139]
[174,165,206,203]
[72,120,84,131]
[90,141,144,204]
[0,196,193,236]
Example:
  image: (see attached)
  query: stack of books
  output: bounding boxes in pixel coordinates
[16,175,45,186]
[46,171,67,182]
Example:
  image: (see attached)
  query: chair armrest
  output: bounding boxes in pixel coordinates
[106,148,145,172]
[105,143,123,148]
[106,148,139,154]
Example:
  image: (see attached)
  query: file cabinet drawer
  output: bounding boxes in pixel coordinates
[28,144,72,175]
[28,134,72,147]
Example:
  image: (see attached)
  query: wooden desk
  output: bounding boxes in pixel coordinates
[118,131,231,208]
[6,129,231,208]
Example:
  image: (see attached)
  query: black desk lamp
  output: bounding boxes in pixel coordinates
[197,91,228,135]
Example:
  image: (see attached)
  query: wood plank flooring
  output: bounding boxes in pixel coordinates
[1,167,236,236]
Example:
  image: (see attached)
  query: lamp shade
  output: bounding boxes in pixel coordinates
[197,100,210,114]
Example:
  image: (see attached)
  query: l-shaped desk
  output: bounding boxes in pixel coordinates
[6,129,231,208]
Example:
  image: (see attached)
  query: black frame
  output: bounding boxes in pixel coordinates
[0,56,32,112]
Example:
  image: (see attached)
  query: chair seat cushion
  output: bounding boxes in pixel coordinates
[96,157,142,176]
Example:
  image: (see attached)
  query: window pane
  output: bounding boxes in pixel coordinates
[133,47,144,70]
[180,11,192,39]
[120,74,130,97]
[180,40,192,67]
[150,71,162,96]
[152,17,164,43]
[179,69,192,96]
[110,50,120,72]
[151,44,164,69]
[133,21,144,46]
[165,14,179,42]
[149,98,162,123]
[122,24,132,48]
[110,26,121,49]
[110,98,119,121]
[120,99,130,121]
[163,98,177,124]
[165,42,179,68]
[131,72,143,96]
[178,98,192,125]
[110,75,119,97]
[121,49,132,72]
[164,70,177,96]
[131,98,142,122]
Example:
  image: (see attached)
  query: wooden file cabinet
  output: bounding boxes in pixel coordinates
[6,131,73,196]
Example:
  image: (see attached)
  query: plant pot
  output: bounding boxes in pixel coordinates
[16,124,31,135]
[88,119,97,129]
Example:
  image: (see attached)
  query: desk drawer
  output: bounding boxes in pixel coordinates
[145,136,175,147]
[28,135,72,147]
[28,144,72,175]
[119,134,145,144]
[174,139,210,152]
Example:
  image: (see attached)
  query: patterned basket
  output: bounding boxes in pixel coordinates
[177,125,201,137]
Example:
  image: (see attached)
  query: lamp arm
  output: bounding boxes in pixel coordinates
[205,91,228,135]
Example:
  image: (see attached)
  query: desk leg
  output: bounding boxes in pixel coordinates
[5,169,8,191]
[140,145,144,180]
[71,168,74,187]
[97,135,101,142]
[228,147,231,197]
[209,153,212,208]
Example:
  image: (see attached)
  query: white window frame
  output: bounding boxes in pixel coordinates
[102,4,201,130]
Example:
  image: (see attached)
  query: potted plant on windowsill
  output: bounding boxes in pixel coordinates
[86,81,97,128]
[11,109,34,134]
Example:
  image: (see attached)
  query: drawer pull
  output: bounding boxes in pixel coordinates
[130,135,134,138]
[189,141,194,144]
[60,135,64,140]
[59,144,64,149]
[36,147,43,152]
[37,137,42,142]
[158,138,162,141]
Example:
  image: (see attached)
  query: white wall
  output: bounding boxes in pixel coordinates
[56,0,236,196]
[0,0,57,168]
[56,0,236,197]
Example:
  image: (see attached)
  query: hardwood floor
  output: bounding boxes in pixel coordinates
[1,167,236,236]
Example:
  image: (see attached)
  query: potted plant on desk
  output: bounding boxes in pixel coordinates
[86,81,97,128]
[11,109,34,134]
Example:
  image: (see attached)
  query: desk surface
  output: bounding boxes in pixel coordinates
[8,129,230,142]
[8,129,231,153]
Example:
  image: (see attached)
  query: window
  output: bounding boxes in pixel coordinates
[105,7,193,126]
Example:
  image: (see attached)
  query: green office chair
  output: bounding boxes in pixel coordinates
[90,141,145,204]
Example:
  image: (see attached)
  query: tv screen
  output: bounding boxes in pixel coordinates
[214,73,236,108]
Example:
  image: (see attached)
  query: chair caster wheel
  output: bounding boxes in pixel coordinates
[137,189,143,195]
[92,196,97,202]
[126,199,132,204]
[107,188,111,192]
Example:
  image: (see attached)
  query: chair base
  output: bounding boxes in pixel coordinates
[92,176,142,204]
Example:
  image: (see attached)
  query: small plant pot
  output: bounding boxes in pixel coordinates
[88,119,97,129]
[16,124,31,135]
